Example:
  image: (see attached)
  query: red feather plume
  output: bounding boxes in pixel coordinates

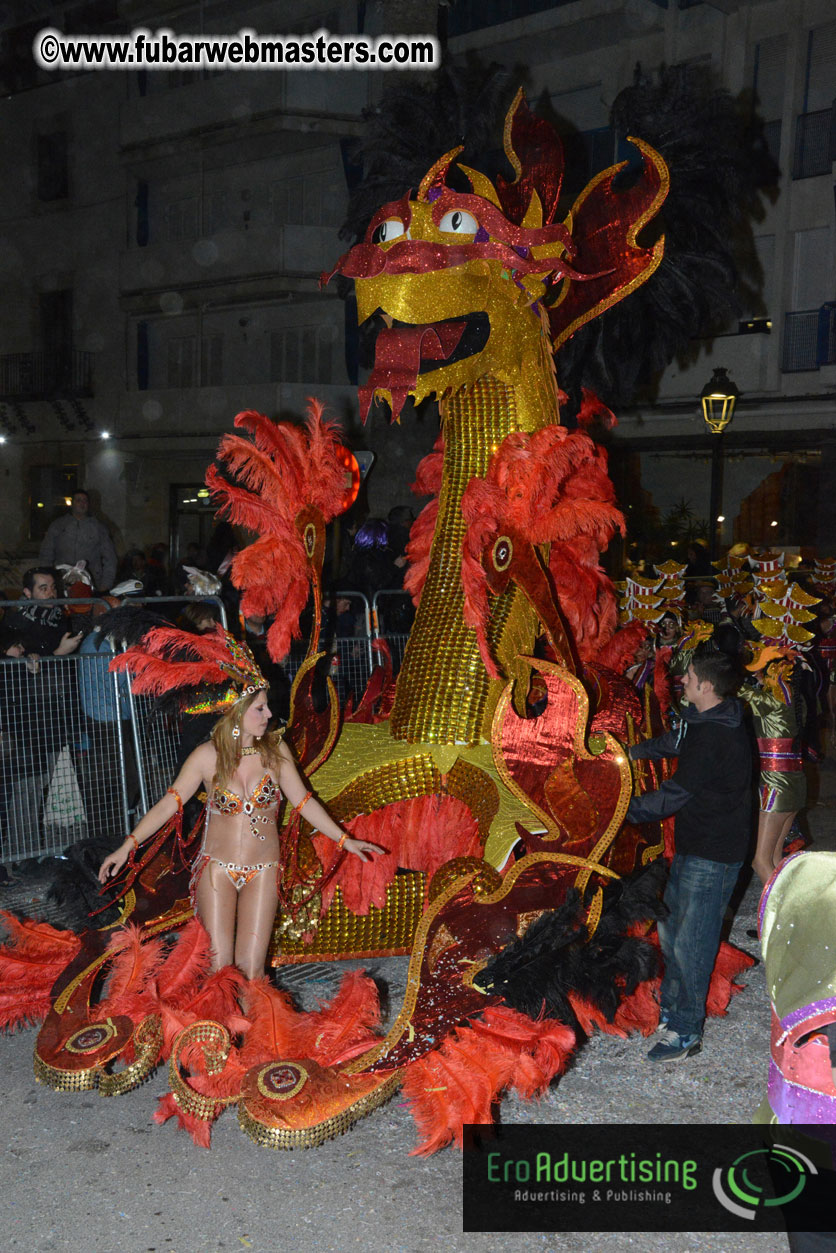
[0,912,81,1030]
[706,941,755,1017]
[404,435,444,607]
[96,924,168,1025]
[236,977,301,1067]
[461,423,625,669]
[402,1006,575,1155]
[208,400,347,661]
[595,622,650,674]
[112,623,236,697]
[290,970,382,1066]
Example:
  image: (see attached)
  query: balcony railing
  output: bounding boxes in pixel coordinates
[448,0,584,35]
[792,109,834,179]
[782,306,836,372]
[0,350,95,400]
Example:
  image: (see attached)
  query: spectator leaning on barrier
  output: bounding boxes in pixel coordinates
[73,606,138,840]
[2,568,82,657]
[0,590,78,863]
[39,490,117,592]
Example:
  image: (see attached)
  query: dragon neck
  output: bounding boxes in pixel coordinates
[390,352,558,746]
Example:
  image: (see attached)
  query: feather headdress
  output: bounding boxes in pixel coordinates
[111,624,267,714]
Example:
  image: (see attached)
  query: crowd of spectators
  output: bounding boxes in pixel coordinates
[0,497,420,878]
[617,549,836,841]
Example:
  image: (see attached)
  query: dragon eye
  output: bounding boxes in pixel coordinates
[371,218,406,245]
[438,209,479,235]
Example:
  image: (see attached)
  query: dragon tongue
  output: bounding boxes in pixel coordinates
[359,320,467,422]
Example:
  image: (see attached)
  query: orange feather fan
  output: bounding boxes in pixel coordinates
[206,401,347,661]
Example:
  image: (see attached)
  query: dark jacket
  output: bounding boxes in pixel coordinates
[2,602,71,656]
[626,698,753,863]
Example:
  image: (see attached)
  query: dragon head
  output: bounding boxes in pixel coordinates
[324,89,669,422]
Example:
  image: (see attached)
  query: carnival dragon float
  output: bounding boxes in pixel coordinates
[0,93,751,1153]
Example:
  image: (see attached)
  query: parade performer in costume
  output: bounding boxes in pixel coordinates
[755,850,836,1136]
[0,88,757,1154]
[742,644,806,886]
[815,605,836,749]
[98,626,381,978]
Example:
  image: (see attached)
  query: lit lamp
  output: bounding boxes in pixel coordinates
[700,367,740,434]
[700,368,740,560]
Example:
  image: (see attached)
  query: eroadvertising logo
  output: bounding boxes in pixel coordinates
[712,1145,817,1220]
[462,1125,836,1233]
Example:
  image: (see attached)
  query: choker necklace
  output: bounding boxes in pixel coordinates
[241,746,260,756]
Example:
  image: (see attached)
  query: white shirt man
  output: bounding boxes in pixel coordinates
[39,491,117,591]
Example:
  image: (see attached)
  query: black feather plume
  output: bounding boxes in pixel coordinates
[555,63,779,417]
[475,861,667,1028]
[341,59,513,243]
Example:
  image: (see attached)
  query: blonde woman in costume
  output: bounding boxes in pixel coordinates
[99,646,381,979]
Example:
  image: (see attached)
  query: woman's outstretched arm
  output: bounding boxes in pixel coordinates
[277,740,382,863]
[98,742,213,882]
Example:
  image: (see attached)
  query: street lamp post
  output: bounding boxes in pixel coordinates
[700,367,740,560]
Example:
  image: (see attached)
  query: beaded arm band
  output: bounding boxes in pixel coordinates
[292,789,313,815]
[289,789,347,848]
[167,787,183,809]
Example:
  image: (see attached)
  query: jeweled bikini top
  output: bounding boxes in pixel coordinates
[210,774,281,816]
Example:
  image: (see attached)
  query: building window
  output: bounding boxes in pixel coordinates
[793,20,836,178]
[165,197,200,242]
[37,130,69,202]
[272,171,343,227]
[782,311,820,371]
[270,325,337,384]
[792,110,834,178]
[28,464,78,542]
[201,335,223,386]
[165,334,223,387]
[167,336,196,388]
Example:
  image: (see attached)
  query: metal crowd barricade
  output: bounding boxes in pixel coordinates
[276,592,376,701]
[0,595,230,860]
[124,685,183,818]
[0,587,422,865]
[372,590,414,676]
[323,591,373,703]
[0,595,112,621]
[124,595,228,629]
[0,652,132,865]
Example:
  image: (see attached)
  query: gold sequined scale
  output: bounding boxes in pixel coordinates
[390,371,553,746]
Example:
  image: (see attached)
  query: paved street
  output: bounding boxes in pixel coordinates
[1,761,834,1253]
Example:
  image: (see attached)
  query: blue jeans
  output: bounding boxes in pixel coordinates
[658,853,743,1039]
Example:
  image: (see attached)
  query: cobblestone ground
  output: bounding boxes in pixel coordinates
[1,761,834,1253]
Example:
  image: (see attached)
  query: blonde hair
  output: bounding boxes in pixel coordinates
[210,689,285,786]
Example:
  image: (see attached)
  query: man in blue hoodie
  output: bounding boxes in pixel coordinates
[626,646,752,1062]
